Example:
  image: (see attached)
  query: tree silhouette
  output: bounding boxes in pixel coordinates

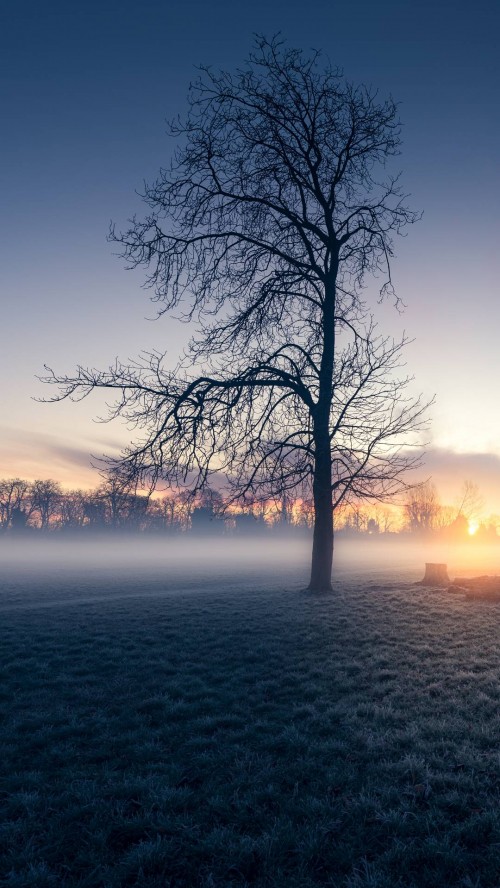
[29,479,62,530]
[42,37,428,590]
[403,481,441,533]
[0,478,31,530]
[455,480,484,525]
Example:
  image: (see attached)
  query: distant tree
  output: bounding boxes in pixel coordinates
[59,489,88,529]
[229,503,268,535]
[11,506,29,531]
[403,481,441,533]
[368,506,396,533]
[276,493,294,527]
[295,498,314,529]
[339,503,368,534]
[0,478,31,530]
[433,504,456,530]
[475,521,499,542]
[29,479,62,530]
[366,517,380,534]
[95,476,150,529]
[82,491,107,528]
[124,493,150,530]
[42,37,428,590]
[174,490,197,530]
[486,514,500,534]
[196,487,224,515]
[455,480,484,525]
[143,497,172,532]
[157,495,177,530]
[190,487,224,534]
[95,476,130,528]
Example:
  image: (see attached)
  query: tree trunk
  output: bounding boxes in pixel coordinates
[308,398,333,592]
[308,434,334,592]
[307,271,337,592]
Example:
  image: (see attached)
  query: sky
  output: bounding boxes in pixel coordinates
[1,0,499,511]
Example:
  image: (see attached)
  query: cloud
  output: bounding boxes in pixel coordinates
[2,427,500,512]
[414,448,500,515]
[0,426,123,489]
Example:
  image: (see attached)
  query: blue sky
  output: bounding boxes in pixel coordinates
[1,0,499,509]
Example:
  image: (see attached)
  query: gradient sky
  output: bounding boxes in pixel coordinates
[1,0,499,510]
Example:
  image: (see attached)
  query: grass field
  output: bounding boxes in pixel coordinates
[2,540,500,887]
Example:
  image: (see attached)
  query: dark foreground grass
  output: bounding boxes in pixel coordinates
[2,558,500,887]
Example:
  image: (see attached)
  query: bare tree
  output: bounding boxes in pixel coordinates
[59,489,88,529]
[82,491,107,528]
[455,480,484,525]
[403,481,441,533]
[295,498,314,529]
[29,479,62,530]
[190,486,224,534]
[149,494,178,531]
[367,505,396,534]
[0,478,31,530]
[96,476,149,530]
[338,504,368,534]
[42,37,428,590]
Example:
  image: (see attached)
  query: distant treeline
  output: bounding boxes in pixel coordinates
[0,477,306,536]
[0,477,499,541]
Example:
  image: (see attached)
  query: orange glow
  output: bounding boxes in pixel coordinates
[468,521,479,536]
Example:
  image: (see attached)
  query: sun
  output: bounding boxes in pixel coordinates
[468,521,479,536]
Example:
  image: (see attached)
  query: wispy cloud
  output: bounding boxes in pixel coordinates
[2,428,500,512]
[0,426,123,489]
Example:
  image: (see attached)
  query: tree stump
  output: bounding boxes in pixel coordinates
[421,563,449,586]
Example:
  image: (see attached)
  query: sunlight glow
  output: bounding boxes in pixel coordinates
[468,521,479,536]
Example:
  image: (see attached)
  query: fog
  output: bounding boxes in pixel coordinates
[1,534,499,613]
